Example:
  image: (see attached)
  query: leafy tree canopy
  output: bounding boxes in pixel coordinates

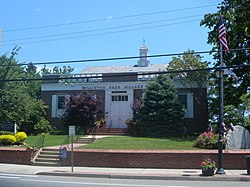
[64,92,99,132]
[0,49,49,134]
[200,0,250,106]
[40,65,74,75]
[224,92,250,131]
[167,49,209,89]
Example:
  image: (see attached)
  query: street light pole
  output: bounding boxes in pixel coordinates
[216,69,226,175]
[216,43,226,175]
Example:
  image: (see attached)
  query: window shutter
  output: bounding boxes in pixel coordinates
[51,95,57,118]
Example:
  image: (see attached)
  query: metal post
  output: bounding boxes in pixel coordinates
[216,44,226,175]
[71,135,74,173]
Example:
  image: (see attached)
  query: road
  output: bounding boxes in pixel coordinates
[0,173,249,187]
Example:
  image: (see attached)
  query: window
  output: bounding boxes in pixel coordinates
[178,93,193,118]
[111,95,128,102]
[57,96,66,109]
[52,95,68,118]
[178,94,187,109]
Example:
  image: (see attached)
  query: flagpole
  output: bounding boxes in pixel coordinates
[216,43,226,174]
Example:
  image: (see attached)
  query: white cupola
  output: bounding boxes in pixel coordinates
[137,41,150,67]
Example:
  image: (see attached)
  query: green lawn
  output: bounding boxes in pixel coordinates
[25,135,69,147]
[23,135,199,150]
[79,136,199,150]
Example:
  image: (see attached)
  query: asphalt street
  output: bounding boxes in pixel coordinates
[0,173,250,187]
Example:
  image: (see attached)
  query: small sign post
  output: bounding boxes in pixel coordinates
[69,126,75,172]
[14,122,17,134]
[69,126,75,136]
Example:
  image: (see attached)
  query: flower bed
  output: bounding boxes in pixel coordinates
[194,131,225,149]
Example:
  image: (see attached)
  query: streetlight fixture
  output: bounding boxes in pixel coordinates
[215,69,226,175]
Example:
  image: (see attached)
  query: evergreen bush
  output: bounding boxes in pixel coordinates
[138,74,185,137]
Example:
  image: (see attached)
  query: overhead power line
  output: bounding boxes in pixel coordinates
[0,49,213,66]
[0,64,249,83]
[3,14,204,43]
[3,4,216,33]
[2,19,201,47]
[1,47,249,67]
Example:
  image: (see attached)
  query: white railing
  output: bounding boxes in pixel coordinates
[44,72,159,84]
[137,74,158,81]
[58,73,103,84]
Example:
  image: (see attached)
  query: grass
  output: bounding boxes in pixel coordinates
[25,135,69,147]
[79,136,199,150]
[2,135,199,150]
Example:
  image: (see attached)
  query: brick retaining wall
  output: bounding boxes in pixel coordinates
[0,148,249,169]
[61,149,250,169]
[0,147,33,165]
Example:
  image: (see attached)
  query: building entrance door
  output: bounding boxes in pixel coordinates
[109,94,132,128]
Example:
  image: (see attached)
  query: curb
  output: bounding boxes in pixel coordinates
[37,172,250,182]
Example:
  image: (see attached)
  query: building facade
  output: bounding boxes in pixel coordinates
[41,44,208,133]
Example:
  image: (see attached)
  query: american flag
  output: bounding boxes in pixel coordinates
[219,17,229,53]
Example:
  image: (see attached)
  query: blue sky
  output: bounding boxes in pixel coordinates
[0,0,222,73]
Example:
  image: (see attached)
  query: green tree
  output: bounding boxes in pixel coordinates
[167,50,209,89]
[224,93,250,131]
[40,65,74,75]
[26,99,51,135]
[200,0,250,107]
[138,74,185,137]
[1,82,31,124]
[0,50,50,134]
[64,92,98,133]
[25,63,41,99]
[0,51,28,124]
[167,50,209,129]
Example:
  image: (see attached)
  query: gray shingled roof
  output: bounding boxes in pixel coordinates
[81,64,168,74]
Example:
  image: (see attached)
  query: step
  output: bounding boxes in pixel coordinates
[37,154,60,159]
[40,151,61,155]
[95,128,127,131]
[42,148,60,152]
[93,128,127,135]
[32,147,62,166]
[95,132,127,135]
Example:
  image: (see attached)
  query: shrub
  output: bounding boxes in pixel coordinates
[0,131,14,135]
[49,130,65,135]
[34,118,52,134]
[64,92,99,132]
[194,131,225,149]
[0,134,16,145]
[15,132,27,143]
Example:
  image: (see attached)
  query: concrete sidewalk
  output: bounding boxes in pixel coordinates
[0,163,249,181]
